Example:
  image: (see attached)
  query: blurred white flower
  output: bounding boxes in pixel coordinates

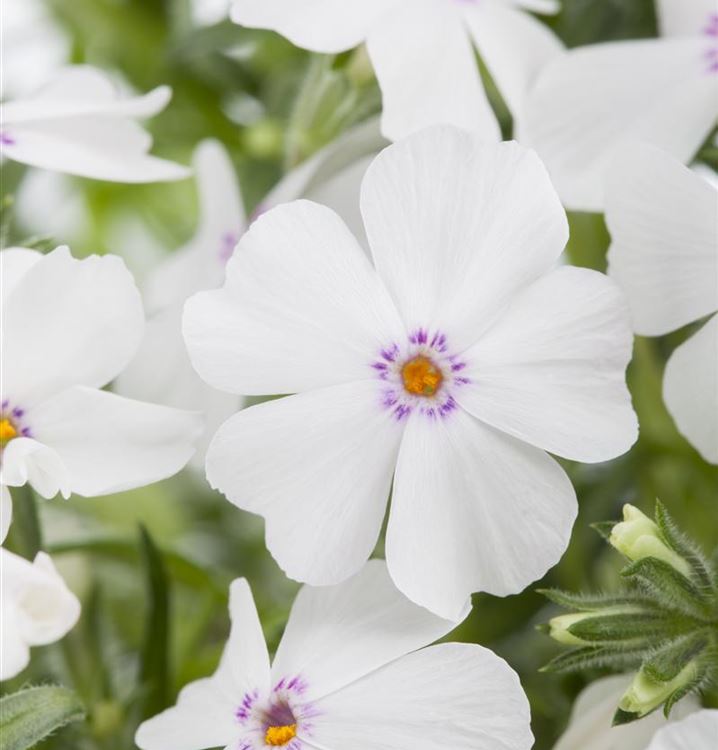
[523,0,718,211]
[191,0,231,26]
[646,710,718,750]
[0,66,191,183]
[0,246,203,527]
[184,126,637,619]
[553,675,700,750]
[606,143,718,463]
[0,546,80,681]
[136,560,533,750]
[231,0,563,141]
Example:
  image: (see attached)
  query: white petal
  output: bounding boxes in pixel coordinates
[555,675,701,750]
[135,678,238,750]
[2,247,144,407]
[606,144,718,336]
[230,0,397,53]
[0,600,30,681]
[311,643,533,750]
[29,386,202,496]
[461,0,564,131]
[115,304,241,468]
[647,710,718,750]
[663,315,718,464]
[0,437,71,499]
[205,381,404,585]
[387,408,576,619]
[456,266,638,463]
[367,1,500,141]
[272,560,467,702]
[184,200,405,396]
[361,127,567,350]
[656,0,716,37]
[0,485,11,543]
[523,38,718,211]
[0,247,42,300]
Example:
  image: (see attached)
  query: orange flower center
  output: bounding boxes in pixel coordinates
[0,418,18,446]
[265,724,297,746]
[401,356,443,397]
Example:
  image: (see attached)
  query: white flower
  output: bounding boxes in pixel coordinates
[646,710,718,750]
[522,0,718,211]
[231,0,563,142]
[0,246,203,533]
[184,125,638,619]
[606,143,718,463]
[553,675,700,750]
[0,545,80,681]
[0,65,191,183]
[136,560,533,750]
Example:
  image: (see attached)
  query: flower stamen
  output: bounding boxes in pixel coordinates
[0,418,18,445]
[265,724,297,746]
[401,355,443,397]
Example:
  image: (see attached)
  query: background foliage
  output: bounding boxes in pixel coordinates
[1,1,716,748]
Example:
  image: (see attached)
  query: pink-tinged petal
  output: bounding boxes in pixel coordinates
[312,643,533,750]
[387,408,576,619]
[205,381,404,586]
[367,1,500,141]
[272,561,468,702]
[663,315,718,464]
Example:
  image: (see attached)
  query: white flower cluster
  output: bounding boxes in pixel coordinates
[1,0,716,747]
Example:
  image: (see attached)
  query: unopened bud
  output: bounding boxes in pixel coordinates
[617,661,699,721]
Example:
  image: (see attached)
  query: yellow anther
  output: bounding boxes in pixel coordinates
[0,418,17,444]
[401,355,443,397]
[265,724,297,746]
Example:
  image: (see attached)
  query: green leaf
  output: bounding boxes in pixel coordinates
[643,632,710,683]
[540,645,648,674]
[591,521,616,541]
[10,485,43,559]
[568,611,675,643]
[0,685,85,750]
[538,588,644,612]
[138,526,172,720]
[663,670,705,718]
[612,708,641,726]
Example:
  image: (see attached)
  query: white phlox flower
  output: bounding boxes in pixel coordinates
[646,710,718,750]
[522,0,718,211]
[135,560,534,750]
[231,0,564,142]
[553,675,700,750]
[0,542,81,681]
[0,65,191,182]
[606,143,718,464]
[184,125,638,620]
[0,246,203,535]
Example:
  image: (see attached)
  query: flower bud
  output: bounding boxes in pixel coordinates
[617,661,700,721]
[609,505,691,577]
[548,613,593,646]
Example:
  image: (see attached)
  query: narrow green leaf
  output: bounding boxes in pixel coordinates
[568,611,675,643]
[138,526,171,720]
[591,521,616,541]
[10,485,43,558]
[538,588,644,612]
[540,645,648,674]
[643,632,710,683]
[0,685,85,750]
[663,670,705,718]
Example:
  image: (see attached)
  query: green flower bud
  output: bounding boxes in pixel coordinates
[548,613,593,646]
[617,661,700,720]
[610,505,692,577]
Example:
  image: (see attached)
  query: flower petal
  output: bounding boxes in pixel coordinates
[184,200,405,396]
[0,437,71,499]
[361,127,567,350]
[272,560,467,702]
[0,247,42,300]
[647,709,718,750]
[663,315,718,464]
[461,0,564,132]
[205,381,403,585]
[311,643,533,750]
[29,386,202,496]
[523,38,718,211]
[230,0,398,53]
[2,247,144,407]
[656,0,716,37]
[0,600,30,681]
[367,1,499,141]
[456,266,638,463]
[387,408,576,619]
[606,144,718,336]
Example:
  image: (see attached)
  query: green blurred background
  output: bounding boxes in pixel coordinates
[1,1,717,748]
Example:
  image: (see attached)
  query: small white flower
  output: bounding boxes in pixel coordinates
[231,0,563,142]
[523,0,718,211]
[136,560,533,750]
[0,545,80,681]
[553,675,700,750]
[646,709,718,750]
[0,65,190,183]
[184,125,637,619]
[606,143,718,463]
[0,246,203,532]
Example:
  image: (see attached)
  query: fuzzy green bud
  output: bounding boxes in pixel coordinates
[617,661,700,721]
[610,505,692,577]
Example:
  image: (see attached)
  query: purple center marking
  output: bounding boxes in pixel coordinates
[1,399,32,446]
[0,132,15,146]
[218,230,240,264]
[704,13,718,72]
